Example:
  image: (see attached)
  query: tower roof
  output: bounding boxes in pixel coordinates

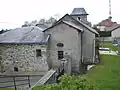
[70,8,89,15]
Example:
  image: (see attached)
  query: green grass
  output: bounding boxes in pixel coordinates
[84,54,120,90]
[100,42,120,51]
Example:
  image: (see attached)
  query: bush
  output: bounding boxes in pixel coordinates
[32,75,98,90]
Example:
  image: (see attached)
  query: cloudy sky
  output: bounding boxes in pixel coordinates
[0,0,119,29]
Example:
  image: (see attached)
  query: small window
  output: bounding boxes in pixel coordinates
[0,56,2,60]
[36,49,42,57]
[57,43,64,47]
[0,51,2,55]
[14,67,18,72]
[58,51,64,60]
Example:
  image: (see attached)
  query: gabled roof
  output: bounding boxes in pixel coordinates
[63,21,84,32]
[71,8,89,15]
[68,15,98,34]
[99,24,120,32]
[0,26,49,44]
[44,14,98,34]
[43,20,83,32]
[96,17,117,27]
[75,18,99,34]
[109,25,120,31]
[97,19,113,27]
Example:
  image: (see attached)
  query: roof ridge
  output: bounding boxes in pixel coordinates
[62,20,83,32]
[68,15,99,34]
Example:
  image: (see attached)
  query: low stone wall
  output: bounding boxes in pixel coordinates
[0,44,49,73]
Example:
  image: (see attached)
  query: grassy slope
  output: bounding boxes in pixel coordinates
[85,54,120,90]
[100,42,120,51]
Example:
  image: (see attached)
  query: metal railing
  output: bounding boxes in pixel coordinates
[0,75,31,90]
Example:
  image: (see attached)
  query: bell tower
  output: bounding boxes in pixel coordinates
[70,8,89,23]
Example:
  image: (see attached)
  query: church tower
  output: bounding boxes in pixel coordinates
[70,8,89,24]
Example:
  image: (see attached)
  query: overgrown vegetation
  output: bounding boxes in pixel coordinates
[32,75,97,90]
[0,29,9,34]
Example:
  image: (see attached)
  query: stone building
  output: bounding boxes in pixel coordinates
[44,8,99,73]
[0,26,49,73]
[0,8,99,74]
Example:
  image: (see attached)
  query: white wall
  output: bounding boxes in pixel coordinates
[98,26,106,31]
[112,28,120,38]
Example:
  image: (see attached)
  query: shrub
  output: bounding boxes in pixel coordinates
[32,74,98,90]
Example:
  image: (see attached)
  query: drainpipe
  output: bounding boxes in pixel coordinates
[92,39,96,63]
[93,33,100,64]
[81,32,83,63]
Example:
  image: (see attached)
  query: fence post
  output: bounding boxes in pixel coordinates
[28,76,31,88]
[13,76,17,90]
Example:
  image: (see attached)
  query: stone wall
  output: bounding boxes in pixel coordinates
[0,44,48,73]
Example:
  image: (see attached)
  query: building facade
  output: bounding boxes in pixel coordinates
[0,8,99,74]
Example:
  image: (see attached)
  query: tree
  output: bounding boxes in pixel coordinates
[22,14,60,27]
[0,29,4,34]
[47,16,57,25]
[22,21,30,27]
[30,20,38,26]
[39,19,46,24]
[0,29,9,34]
[54,14,61,20]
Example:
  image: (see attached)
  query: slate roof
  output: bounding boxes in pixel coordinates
[44,14,98,34]
[71,8,88,15]
[43,20,83,32]
[96,17,118,27]
[75,18,98,34]
[35,24,48,30]
[62,21,83,32]
[97,19,114,27]
[0,26,49,44]
[106,24,120,31]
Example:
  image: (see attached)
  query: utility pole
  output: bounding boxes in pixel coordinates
[109,0,112,17]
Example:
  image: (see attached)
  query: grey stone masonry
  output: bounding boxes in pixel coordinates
[0,44,49,73]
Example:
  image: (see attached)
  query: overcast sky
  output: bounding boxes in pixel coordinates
[0,0,119,29]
